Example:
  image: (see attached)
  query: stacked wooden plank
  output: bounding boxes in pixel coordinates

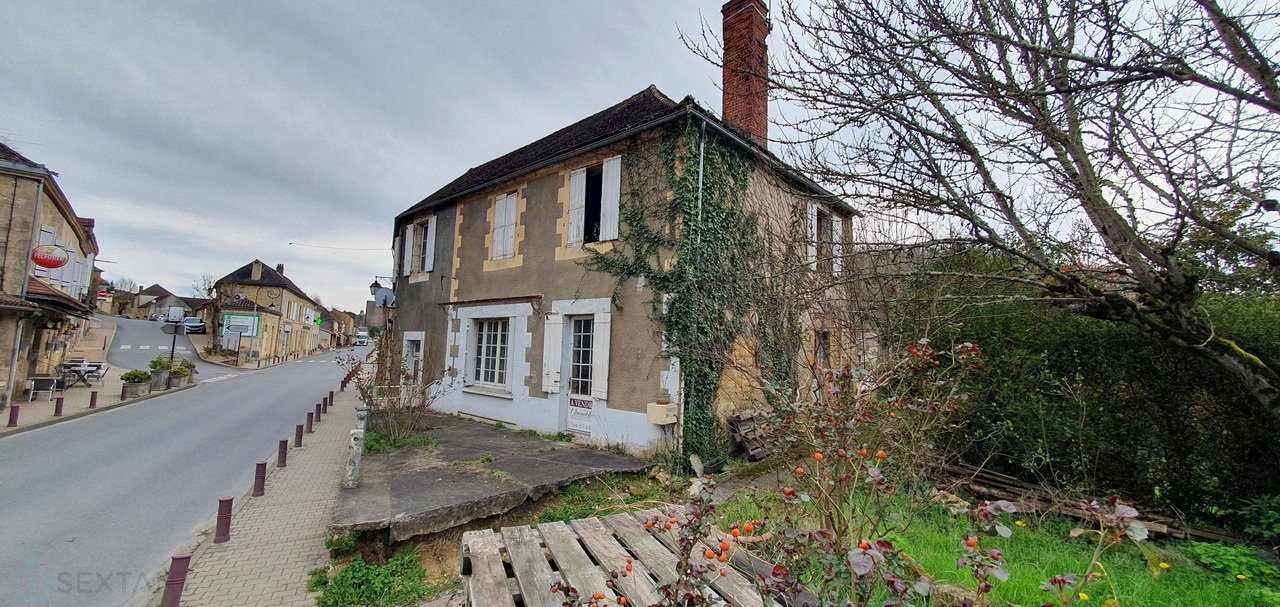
[461,509,781,606]
[939,463,1243,543]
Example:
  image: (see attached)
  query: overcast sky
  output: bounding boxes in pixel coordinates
[1,1,734,312]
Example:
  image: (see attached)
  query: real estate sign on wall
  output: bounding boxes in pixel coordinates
[222,313,260,338]
[568,397,594,434]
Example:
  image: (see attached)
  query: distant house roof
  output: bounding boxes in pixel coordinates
[395,85,842,228]
[0,142,43,169]
[216,260,314,305]
[182,297,212,310]
[140,284,175,298]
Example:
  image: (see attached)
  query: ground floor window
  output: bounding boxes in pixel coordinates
[472,318,509,387]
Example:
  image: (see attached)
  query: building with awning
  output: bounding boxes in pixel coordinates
[0,142,101,406]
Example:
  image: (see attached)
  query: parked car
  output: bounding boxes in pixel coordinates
[181,317,206,334]
[355,331,369,346]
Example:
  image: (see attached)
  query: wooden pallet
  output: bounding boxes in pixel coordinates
[727,411,771,461]
[461,509,780,606]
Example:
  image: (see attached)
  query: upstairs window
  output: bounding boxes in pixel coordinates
[417,215,437,272]
[816,208,834,276]
[492,192,517,260]
[568,155,621,247]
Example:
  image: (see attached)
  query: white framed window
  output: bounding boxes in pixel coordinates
[492,192,517,260]
[569,317,594,396]
[832,214,845,275]
[567,155,621,247]
[470,318,510,387]
[417,215,437,272]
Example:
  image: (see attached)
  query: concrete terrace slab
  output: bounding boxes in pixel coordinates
[331,413,647,543]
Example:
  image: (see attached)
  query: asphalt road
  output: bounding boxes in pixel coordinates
[103,315,229,378]
[0,322,370,606]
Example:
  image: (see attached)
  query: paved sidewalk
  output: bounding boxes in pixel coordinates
[1,318,198,437]
[173,386,358,607]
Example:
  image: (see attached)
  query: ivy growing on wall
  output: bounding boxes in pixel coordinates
[587,116,798,465]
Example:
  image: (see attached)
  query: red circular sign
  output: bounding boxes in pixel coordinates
[31,245,69,269]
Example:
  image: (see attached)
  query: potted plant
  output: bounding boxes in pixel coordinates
[148,356,172,390]
[120,370,151,398]
[170,365,192,385]
[179,357,198,383]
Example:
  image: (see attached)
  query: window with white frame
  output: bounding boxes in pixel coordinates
[492,192,517,260]
[569,317,594,395]
[416,215,437,272]
[471,318,510,387]
[567,155,621,247]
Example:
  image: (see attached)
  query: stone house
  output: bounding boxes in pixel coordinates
[389,0,859,454]
[0,142,100,406]
[214,261,325,361]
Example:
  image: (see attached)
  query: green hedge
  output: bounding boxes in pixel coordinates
[942,294,1280,521]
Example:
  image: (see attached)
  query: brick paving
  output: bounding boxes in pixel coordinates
[175,388,358,607]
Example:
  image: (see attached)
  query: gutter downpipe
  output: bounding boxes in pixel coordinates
[4,178,43,409]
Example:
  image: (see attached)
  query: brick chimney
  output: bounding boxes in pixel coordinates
[250,261,263,281]
[722,0,769,145]
[276,263,285,275]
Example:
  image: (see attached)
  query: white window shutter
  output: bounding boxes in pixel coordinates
[423,216,437,272]
[401,223,413,276]
[568,168,586,247]
[494,193,516,259]
[600,155,621,241]
[541,314,563,393]
[832,215,844,274]
[806,202,818,266]
[392,235,401,277]
[591,312,611,400]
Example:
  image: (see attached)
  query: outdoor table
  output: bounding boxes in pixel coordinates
[60,364,96,388]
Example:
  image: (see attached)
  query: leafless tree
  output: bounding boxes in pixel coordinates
[716,0,1280,411]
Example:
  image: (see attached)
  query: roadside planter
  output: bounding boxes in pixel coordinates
[120,370,151,398]
[148,356,172,390]
[170,366,192,385]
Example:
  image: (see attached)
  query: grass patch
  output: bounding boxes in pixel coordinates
[714,491,1280,606]
[315,546,428,607]
[363,431,436,455]
[519,428,576,442]
[537,473,667,524]
[324,534,358,557]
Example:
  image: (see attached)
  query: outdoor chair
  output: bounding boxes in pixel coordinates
[84,363,109,385]
[28,377,65,401]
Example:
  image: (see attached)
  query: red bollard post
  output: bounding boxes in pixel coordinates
[6,405,19,428]
[306,412,314,433]
[329,390,335,409]
[158,552,192,607]
[165,375,172,390]
[315,402,322,423]
[53,397,64,417]
[89,391,98,409]
[252,461,267,496]
[294,424,304,448]
[278,439,288,467]
[322,396,328,414]
[120,384,128,400]
[213,496,233,543]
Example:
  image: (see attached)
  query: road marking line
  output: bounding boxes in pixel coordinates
[119,345,132,350]
[159,346,169,351]
[139,345,151,350]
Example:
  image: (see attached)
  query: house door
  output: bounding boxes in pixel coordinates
[560,315,595,435]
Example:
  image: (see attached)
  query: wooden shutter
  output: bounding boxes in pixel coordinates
[568,168,586,247]
[806,203,818,266]
[541,313,563,393]
[591,312,611,400]
[401,223,413,276]
[422,215,437,272]
[494,193,516,259]
[392,235,401,277]
[832,214,844,274]
[599,155,621,241]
